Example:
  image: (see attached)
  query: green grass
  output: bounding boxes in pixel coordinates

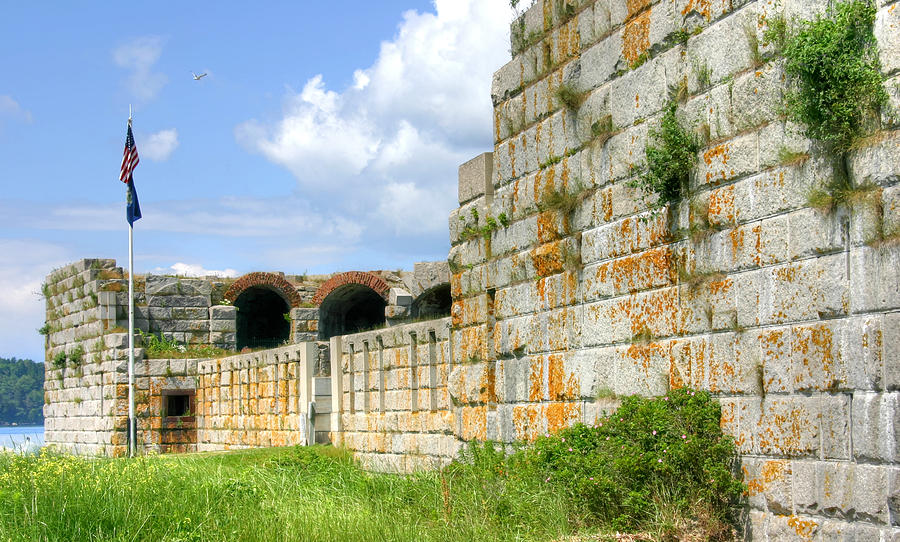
[0,390,743,542]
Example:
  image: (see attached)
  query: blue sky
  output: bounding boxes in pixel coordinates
[0,1,514,363]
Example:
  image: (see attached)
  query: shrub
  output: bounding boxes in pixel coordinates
[779,0,887,153]
[632,101,700,209]
[68,344,84,367]
[52,351,67,369]
[521,388,744,536]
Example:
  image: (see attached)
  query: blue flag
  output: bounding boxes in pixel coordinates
[126,178,142,225]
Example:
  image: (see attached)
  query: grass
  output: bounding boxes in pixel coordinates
[555,83,586,111]
[0,390,743,542]
[777,146,810,167]
[807,176,879,212]
[139,331,236,360]
[591,114,615,147]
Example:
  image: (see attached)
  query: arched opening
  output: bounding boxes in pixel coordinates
[410,283,452,320]
[235,287,291,350]
[318,284,387,340]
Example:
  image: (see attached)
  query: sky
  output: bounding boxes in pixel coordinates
[0,0,516,363]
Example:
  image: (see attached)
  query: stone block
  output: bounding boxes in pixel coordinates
[209,332,236,346]
[849,246,900,314]
[757,397,820,457]
[792,321,847,392]
[458,152,494,205]
[849,131,900,187]
[288,307,317,321]
[171,307,208,320]
[875,3,900,75]
[209,319,236,332]
[147,295,210,308]
[766,513,819,541]
[388,288,412,307]
[843,315,885,391]
[852,392,899,463]
[820,394,852,460]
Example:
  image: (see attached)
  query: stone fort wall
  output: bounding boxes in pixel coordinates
[438,0,900,538]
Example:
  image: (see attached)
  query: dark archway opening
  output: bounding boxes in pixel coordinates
[235,287,290,350]
[410,283,452,319]
[318,284,386,340]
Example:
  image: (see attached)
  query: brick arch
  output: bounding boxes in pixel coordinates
[313,271,390,305]
[225,272,303,308]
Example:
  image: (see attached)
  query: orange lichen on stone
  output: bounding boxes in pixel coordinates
[596,246,673,294]
[480,363,497,404]
[547,353,579,400]
[629,288,679,338]
[529,357,544,401]
[622,9,651,65]
[537,210,563,243]
[513,404,542,441]
[757,399,818,455]
[458,325,487,364]
[626,0,652,18]
[531,241,565,277]
[787,516,818,540]
[537,271,578,310]
[708,185,736,226]
[792,324,839,390]
[703,143,731,184]
[681,0,711,20]
[546,402,581,434]
[625,341,667,376]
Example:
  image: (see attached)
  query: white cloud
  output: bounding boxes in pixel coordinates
[0,240,71,362]
[1,196,363,241]
[113,36,168,102]
[0,95,32,123]
[154,263,239,278]
[237,0,512,244]
[140,128,178,161]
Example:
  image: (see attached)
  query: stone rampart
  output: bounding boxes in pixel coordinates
[195,343,323,450]
[330,318,459,471]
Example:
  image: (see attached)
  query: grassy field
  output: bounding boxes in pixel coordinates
[0,390,743,542]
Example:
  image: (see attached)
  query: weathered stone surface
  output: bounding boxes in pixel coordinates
[459,152,494,204]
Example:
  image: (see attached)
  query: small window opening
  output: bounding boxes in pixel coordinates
[165,393,191,417]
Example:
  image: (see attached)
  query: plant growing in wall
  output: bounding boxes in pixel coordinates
[777,0,886,154]
[632,101,700,211]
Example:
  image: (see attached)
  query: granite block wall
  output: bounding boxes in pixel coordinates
[195,343,321,450]
[444,0,900,537]
[330,318,459,472]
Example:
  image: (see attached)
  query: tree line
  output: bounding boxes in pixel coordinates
[0,357,44,426]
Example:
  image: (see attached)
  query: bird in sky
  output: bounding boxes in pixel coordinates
[191,72,207,80]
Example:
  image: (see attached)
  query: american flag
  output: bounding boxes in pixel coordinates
[120,122,139,183]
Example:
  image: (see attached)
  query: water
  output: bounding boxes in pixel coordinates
[0,425,45,452]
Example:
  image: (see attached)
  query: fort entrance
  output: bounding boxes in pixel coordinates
[313,271,391,339]
[234,286,290,349]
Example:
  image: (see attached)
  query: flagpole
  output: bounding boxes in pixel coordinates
[127,105,136,458]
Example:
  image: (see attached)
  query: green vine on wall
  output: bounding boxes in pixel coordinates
[631,100,700,211]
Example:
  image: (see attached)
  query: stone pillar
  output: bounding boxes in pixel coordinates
[297,342,316,445]
[329,335,343,446]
